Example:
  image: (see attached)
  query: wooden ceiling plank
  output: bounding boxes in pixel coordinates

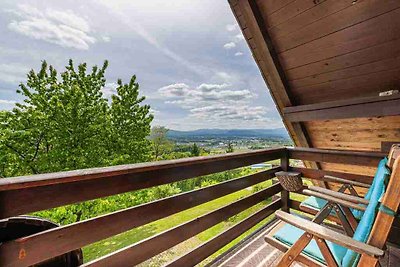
[274,0,400,53]
[268,0,357,39]
[280,8,400,71]
[286,37,400,86]
[263,0,329,29]
[256,0,296,16]
[289,55,400,88]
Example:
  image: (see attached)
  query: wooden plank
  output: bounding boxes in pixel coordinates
[307,185,369,205]
[277,232,313,266]
[268,0,359,40]
[262,0,329,29]
[275,210,384,256]
[165,199,282,267]
[0,148,285,219]
[286,38,400,89]
[305,117,400,153]
[289,56,400,89]
[80,184,283,267]
[0,168,280,267]
[302,189,366,211]
[273,0,400,53]
[280,8,400,71]
[291,68,400,104]
[283,95,400,121]
[288,147,385,166]
[256,0,296,16]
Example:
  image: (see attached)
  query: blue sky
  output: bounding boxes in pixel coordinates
[0,0,283,130]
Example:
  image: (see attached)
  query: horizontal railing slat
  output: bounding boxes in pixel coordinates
[290,167,374,185]
[0,148,285,219]
[81,183,283,267]
[0,167,280,267]
[287,147,385,167]
[166,199,282,267]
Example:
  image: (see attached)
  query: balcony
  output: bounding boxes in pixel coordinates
[0,146,398,266]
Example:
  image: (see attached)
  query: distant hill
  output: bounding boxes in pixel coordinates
[167,128,289,139]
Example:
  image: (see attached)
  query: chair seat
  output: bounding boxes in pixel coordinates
[273,222,347,265]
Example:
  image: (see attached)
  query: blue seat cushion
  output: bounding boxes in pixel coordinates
[342,159,390,267]
[273,223,347,265]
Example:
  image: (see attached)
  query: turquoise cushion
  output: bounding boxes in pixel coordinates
[273,223,347,265]
[341,159,390,267]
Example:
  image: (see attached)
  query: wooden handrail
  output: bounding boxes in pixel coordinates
[0,148,285,219]
[0,146,389,267]
[81,184,283,267]
[0,167,281,267]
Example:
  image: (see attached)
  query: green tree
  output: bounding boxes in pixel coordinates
[191,143,200,156]
[0,60,153,223]
[226,141,234,153]
[149,126,173,160]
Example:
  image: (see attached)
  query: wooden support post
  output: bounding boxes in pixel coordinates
[280,151,290,212]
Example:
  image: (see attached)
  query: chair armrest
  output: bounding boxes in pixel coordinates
[302,189,366,211]
[308,185,369,205]
[275,210,384,257]
[323,175,370,188]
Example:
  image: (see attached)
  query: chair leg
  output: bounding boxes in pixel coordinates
[341,206,358,232]
[333,204,354,236]
[277,233,313,267]
[314,237,338,267]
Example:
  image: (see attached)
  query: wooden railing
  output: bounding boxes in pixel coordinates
[0,148,286,267]
[0,146,391,267]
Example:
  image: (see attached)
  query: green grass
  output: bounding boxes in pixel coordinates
[83,179,275,265]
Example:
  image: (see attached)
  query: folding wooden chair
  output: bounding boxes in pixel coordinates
[265,145,400,267]
[299,145,400,229]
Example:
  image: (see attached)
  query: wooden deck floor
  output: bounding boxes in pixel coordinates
[208,219,400,267]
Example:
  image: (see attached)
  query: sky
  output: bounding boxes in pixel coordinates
[0,0,284,131]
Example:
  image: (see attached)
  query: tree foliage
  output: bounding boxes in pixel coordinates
[0,60,153,178]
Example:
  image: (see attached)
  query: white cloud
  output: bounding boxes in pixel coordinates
[101,35,111,42]
[223,42,236,50]
[234,33,245,42]
[102,82,118,99]
[0,99,16,110]
[8,4,96,50]
[158,82,268,125]
[0,63,29,84]
[234,52,244,57]
[226,24,238,32]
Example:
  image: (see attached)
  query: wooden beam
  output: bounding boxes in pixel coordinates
[80,184,283,267]
[0,148,285,219]
[165,199,281,267]
[0,168,280,267]
[288,147,385,167]
[284,94,400,122]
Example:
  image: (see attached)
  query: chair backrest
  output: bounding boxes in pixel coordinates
[358,145,400,265]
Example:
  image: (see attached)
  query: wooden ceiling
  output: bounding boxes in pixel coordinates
[229,0,400,177]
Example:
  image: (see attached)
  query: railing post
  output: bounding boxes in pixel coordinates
[280,149,290,212]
